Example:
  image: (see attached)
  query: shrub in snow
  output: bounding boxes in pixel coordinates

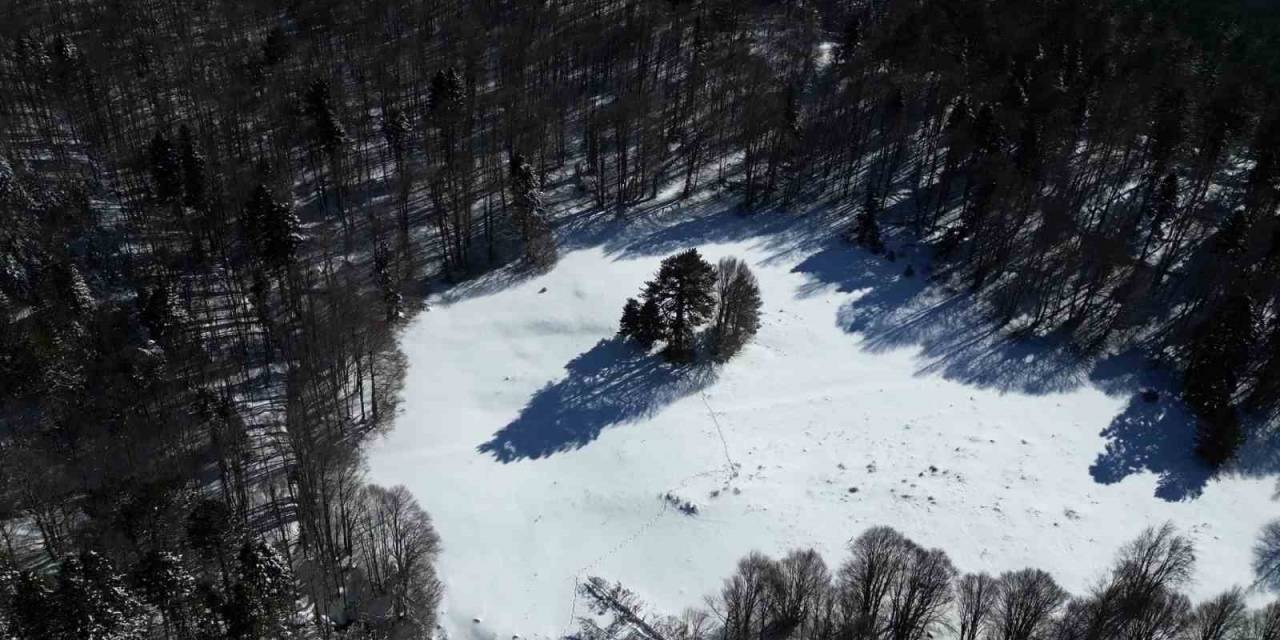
[662,492,698,516]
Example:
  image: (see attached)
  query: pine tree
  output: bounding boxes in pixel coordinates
[1138,172,1178,259]
[177,125,205,209]
[244,185,300,270]
[619,297,642,339]
[304,80,346,157]
[429,68,465,117]
[383,109,409,160]
[374,242,403,323]
[261,25,289,67]
[187,498,235,582]
[226,540,293,640]
[52,551,143,640]
[1248,323,1280,412]
[836,15,862,65]
[139,281,187,343]
[643,249,717,362]
[429,68,465,164]
[1245,113,1280,218]
[148,130,183,205]
[3,570,53,640]
[133,550,197,636]
[509,152,557,268]
[635,297,664,348]
[47,260,93,317]
[852,190,884,254]
[1184,295,1253,468]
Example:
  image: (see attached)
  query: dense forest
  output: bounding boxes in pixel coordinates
[2,0,1280,637]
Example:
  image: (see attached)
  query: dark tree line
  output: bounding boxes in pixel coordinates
[578,523,1280,640]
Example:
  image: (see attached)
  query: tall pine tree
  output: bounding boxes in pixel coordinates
[643,249,717,362]
[1184,295,1253,468]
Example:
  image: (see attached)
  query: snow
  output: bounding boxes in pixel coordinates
[367,219,1277,640]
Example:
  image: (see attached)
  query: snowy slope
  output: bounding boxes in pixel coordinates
[367,227,1277,640]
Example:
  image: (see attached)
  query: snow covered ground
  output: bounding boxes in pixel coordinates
[367,211,1278,640]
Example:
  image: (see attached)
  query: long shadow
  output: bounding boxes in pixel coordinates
[432,188,856,307]
[478,338,718,462]
[794,241,1093,395]
[790,240,1276,502]
[1088,393,1212,501]
[437,177,1278,497]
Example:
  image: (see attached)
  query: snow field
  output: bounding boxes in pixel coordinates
[368,239,1276,640]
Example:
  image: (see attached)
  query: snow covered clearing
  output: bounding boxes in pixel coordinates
[367,211,1278,640]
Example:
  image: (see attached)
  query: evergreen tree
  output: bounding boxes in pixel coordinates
[177,125,205,210]
[303,80,346,157]
[383,109,409,161]
[187,499,235,583]
[429,68,466,168]
[243,185,300,270]
[635,297,664,348]
[643,249,717,362]
[429,68,465,118]
[261,25,289,68]
[619,297,642,340]
[1245,113,1280,218]
[1184,295,1253,468]
[373,242,403,323]
[1248,323,1280,412]
[47,260,94,317]
[851,190,884,254]
[52,551,143,640]
[2,570,54,640]
[133,550,197,637]
[510,152,540,214]
[836,15,862,65]
[148,130,184,206]
[226,540,294,640]
[1138,172,1178,259]
[139,281,187,343]
[509,152,557,268]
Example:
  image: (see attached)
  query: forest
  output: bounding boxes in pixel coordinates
[2,0,1280,637]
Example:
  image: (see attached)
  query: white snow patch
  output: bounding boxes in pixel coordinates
[368,240,1276,640]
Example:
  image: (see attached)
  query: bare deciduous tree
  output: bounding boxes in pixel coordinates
[837,526,911,639]
[1185,588,1248,640]
[957,573,998,640]
[884,545,955,640]
[992,569,1067,640]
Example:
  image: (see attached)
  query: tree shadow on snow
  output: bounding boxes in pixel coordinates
[477,338,717,462]
[1088,394,1212,501]
[794,241,1093,396]
[791,239,1280,502]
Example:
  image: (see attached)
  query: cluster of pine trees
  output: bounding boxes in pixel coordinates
[619,249,762,363]
[579,523,1280,640]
